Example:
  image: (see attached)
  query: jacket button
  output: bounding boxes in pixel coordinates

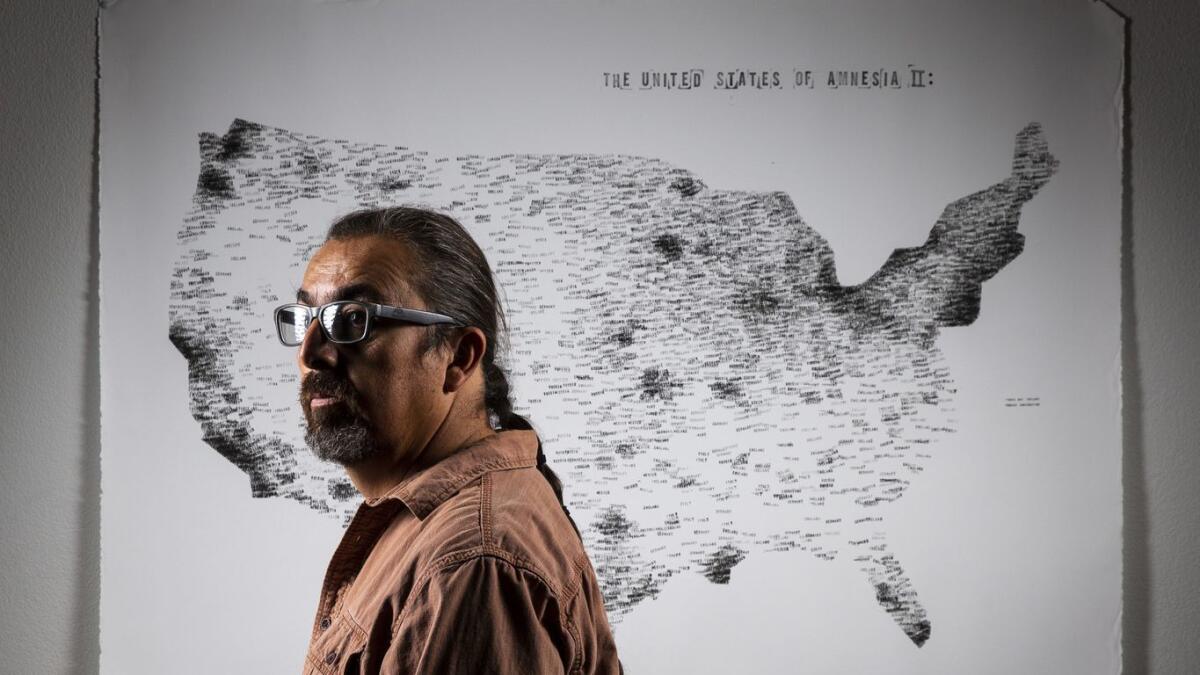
[319,617,332,631]
[324,650,337,665]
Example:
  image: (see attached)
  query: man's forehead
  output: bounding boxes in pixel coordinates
[298,236,417,304]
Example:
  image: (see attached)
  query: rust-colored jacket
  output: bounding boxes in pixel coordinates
[303,429,621,674]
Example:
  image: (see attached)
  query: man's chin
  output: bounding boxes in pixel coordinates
[304,423,379,467]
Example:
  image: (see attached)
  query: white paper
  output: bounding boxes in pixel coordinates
[100,1,1124,673]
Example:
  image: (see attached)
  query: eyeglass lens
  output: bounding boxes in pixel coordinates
[321,303,369,343]
[276,303,371,346]
[276,305,311,346]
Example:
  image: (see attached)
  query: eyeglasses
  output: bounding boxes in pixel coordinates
[273,301,461,346]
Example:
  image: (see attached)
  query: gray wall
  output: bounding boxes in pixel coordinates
[0,0,1194,672]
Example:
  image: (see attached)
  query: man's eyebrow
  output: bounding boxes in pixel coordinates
[295,283,385,305]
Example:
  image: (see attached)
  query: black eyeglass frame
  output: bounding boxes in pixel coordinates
[273,301,462,347]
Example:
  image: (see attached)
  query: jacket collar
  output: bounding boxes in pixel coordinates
[367,429,539,519]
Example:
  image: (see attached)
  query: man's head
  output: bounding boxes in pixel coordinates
[292,207,513,469]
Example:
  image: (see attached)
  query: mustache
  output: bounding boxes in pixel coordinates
[300,371,358,410]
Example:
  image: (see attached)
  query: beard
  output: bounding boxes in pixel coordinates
[300,371,380,466]
[305,423,378,466]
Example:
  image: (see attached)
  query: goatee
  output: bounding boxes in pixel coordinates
[305,423,378,466]
[300,371,379,466]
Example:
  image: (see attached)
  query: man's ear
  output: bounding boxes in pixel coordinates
[443,327,487,394]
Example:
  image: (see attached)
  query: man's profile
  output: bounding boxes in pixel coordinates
[279,207,620,674]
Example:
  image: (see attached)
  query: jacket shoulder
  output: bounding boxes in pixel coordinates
[482,466,591,598]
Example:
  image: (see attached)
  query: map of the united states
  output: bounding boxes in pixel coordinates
[169,119,1056,646]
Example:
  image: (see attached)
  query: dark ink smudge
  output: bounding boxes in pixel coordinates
[701,544,747,584]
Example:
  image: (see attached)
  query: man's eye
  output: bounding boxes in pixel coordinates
[337,309,367,329]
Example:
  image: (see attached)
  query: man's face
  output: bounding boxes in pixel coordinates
[295,235,449,466]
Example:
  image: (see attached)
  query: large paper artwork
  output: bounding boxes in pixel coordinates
[100,1,1124,673]
[170,118,1056,647]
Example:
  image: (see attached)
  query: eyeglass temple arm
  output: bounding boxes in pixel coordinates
[373,304,461,326]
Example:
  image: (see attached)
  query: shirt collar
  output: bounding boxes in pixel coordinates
[367,429,540,519]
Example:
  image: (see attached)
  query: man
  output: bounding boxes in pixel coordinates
[276,207,621,674]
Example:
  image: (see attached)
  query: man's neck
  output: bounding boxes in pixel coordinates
[344,413,496,501]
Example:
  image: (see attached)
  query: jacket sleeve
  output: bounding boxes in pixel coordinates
[380,555,573,675]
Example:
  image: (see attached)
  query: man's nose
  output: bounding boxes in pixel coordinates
[298,318,338,371]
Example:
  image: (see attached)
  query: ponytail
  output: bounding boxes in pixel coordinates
[484,359,580,538]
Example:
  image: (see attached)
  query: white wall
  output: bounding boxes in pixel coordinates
[1104,1,1200,673]
[0,0,1194,672]
[0,0,99,672]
